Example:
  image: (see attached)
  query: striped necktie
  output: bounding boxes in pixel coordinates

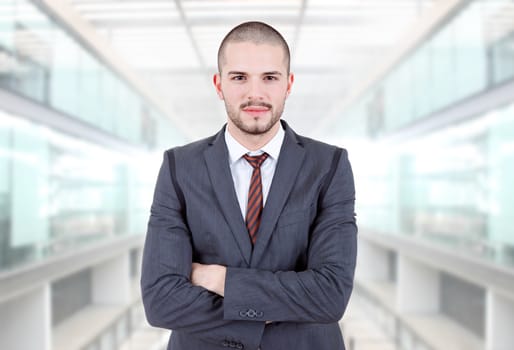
[243,153,269,244]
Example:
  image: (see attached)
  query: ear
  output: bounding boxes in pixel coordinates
[286,73,294,98]
[213,73,224,100]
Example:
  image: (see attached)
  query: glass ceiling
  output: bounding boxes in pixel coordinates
[66,0,437,139]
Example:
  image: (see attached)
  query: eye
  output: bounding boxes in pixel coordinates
[264,75,278,81]
[231,75,246,81]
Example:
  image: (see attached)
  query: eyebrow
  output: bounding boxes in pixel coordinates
[227,71,283,76]
[227,71,247,76]
[263,71,283,76]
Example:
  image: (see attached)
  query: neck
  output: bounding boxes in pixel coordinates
[227,122,280,151]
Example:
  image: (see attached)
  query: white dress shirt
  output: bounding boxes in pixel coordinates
[224,124,285,219]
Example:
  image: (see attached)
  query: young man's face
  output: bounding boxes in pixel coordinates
[214,41,294,137]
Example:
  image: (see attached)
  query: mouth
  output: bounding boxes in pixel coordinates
[242,107,270,117]
[241,102,272,117]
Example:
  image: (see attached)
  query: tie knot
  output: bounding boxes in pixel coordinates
[243,153,269,169]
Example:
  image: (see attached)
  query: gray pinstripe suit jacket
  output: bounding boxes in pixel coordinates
[141,120,357,350]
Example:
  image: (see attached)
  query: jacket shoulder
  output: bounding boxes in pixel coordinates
[296,133,347,156]
[164,133,216,158]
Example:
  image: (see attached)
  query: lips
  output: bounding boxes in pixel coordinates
[243,106,269,112]
[241,101,272,117]
[243,105,269,116]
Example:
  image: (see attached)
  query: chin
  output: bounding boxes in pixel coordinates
[248,122,279,136]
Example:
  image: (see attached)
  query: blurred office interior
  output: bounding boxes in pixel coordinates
[1,0,514,349]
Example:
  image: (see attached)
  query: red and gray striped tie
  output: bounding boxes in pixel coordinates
[243,153,269,244]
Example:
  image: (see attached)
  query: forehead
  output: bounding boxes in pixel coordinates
[221,41,287,72]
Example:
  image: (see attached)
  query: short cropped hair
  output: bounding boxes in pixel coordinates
[217,21,291,74]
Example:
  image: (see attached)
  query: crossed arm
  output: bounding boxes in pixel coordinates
[141,149,357,346]
[191,263,226,296]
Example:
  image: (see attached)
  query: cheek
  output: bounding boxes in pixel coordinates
[270,84,289,96]
[223,93,238,107]
[222,87,244,102]
[222,93,242,110]
[271,90,288,104]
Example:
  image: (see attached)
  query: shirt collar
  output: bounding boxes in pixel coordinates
[225,123,285,165]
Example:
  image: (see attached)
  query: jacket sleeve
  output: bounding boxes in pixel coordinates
[141,151,265,349]
[223,149,357,323]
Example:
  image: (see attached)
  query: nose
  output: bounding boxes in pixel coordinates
[246,78,265,101]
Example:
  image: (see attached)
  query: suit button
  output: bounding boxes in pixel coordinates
[222,340,229,347]
[239,309,263,318]
[230,341,238,348]
[237,344,244,349]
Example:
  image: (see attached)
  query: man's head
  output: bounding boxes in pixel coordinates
[217,21,291,75]
[214,21,294,142]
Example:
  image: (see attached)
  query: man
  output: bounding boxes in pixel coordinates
[141,21,357,350]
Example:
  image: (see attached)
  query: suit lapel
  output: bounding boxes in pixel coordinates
[203,127,252,266]
[251,123,306,266]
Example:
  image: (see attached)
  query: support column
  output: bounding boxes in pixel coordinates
[92,252,131,305]
[356,239,390,281]
[486,290,514,350]
[134,247,143,278]
[397,255,439,312]
[0,285,51,350]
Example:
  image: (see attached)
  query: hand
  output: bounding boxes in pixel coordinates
[191,263,226,297]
